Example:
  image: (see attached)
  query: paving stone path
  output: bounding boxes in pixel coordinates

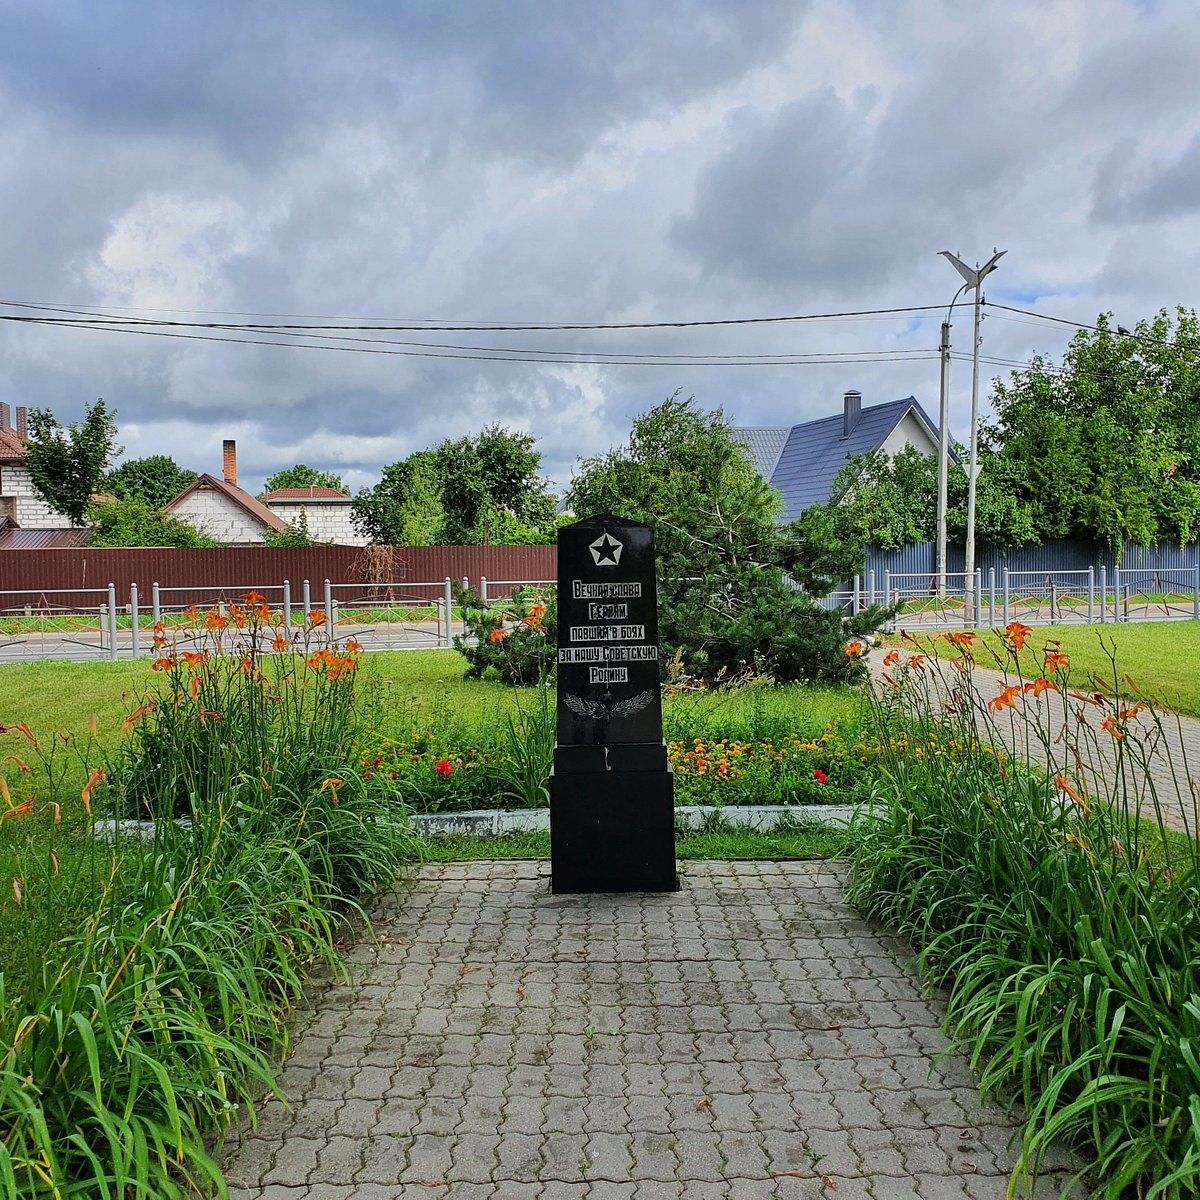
[220,860,1085,1199]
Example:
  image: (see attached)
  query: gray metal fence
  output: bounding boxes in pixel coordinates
[826,559,1200,630]
[0,575,557,662]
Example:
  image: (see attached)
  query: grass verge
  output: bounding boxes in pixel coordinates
[890,621,1200,716]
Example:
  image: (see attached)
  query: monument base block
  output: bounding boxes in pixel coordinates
[549,770,678,894]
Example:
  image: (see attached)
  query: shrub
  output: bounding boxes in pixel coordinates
[453,584,556,684]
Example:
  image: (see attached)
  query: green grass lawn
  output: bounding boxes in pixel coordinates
[894,621,1200,716]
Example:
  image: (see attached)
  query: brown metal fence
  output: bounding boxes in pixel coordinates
[0,545,556,607]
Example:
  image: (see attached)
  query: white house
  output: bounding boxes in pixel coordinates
[0,404,77,529]
[260,486,367,546]
[736,390,944,522]
[165,441,291,544]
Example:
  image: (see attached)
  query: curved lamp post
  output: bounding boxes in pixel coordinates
[938,248,1006,608]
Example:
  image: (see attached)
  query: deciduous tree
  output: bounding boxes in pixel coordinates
[24,399,119,524]
[106,455,197,509]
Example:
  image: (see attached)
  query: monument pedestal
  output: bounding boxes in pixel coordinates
[549,513,678,895]
[549,766,677,894]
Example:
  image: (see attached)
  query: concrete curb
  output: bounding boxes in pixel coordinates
[410,803,859,838]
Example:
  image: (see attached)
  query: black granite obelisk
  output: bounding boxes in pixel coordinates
[549,514,677,893]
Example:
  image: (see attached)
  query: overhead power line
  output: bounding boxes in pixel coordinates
[0,312,942,368]
[0,297,947,333]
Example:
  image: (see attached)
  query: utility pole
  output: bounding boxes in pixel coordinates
[939,248,1006,611]
[935,317,952,595]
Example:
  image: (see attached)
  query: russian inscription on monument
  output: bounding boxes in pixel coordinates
[549,514,677,893]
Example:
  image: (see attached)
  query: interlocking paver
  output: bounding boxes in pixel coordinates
[218,860,1092,1198]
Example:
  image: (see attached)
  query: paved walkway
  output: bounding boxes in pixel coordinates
[869,647,1200,836]
[219,861,1084,1199]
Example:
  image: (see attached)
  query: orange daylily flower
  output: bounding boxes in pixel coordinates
[241,591,266,605]
[122,701,155,734]
[1055,774,1090,815]
[488,628,508,643]
[345,638,364,654]
[2,797,34,820]
[81,768,105,813]
[151,656,176,672]
[844,641,864,657]
[307,610,328,626]
[0,722,38,748]
[908,654,926,671]
[528,603,547,620]
[181,651,209,668]
[1003,621,1032,650]
[205,611,229,631]
[272,633,291,653]
[1043,649,1069,673]
[987,684,1022,713]
[1100,714,1125,739]
[946,631,977,647]
[1024,677,1057,698]
[882,649,900,666]
[183,605,200,620]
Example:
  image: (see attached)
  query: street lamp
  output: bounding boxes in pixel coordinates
[938,248,1006,609]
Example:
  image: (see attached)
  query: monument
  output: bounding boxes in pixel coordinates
[549,514,678,893]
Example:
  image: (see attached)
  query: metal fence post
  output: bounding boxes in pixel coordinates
[1113,565,1120,622]
[283,580,292,630]
[480,576,488,605]
[1002,568,1010,627]
[1087,567,1095,624]
[1049,581,1057,625]
[151,582,161,629]
[107,584,118,661]
[975,568,983,627]
[987,568,995,627]
[443,578,454,648]
[853,575,861,616]
[463,575,470,596]
[130,583,140,658]
[1099,565,1107,624]
[1194,563,1199,621]
[303,579,311,619]
[868,569,876,607]
[324,579,334,642]
[883,571,891,629]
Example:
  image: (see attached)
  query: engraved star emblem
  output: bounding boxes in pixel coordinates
[589,531,623,566]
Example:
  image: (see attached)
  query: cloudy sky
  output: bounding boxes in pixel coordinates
[2,0,1198,496]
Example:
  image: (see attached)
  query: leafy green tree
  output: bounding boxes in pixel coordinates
[106,455,197,508]
[821,445,1036,552]
[433,426,556,545]
[985,307,1200,551]
[353,428,556,546]
[262,464,345,494]
[24,399,119,524]
[568,395,884,685]
[87,498,220,547]
[352,451,446,545]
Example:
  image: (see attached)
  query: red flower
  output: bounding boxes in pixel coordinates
[813,769,827,784]
[435,759,455,777]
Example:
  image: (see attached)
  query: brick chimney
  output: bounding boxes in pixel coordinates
[0,404,9,431]
[842,390,862,439]
[15,407,27,439]
[223,439,237,486]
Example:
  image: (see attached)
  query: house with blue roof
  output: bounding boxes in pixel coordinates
[736,390,943,522]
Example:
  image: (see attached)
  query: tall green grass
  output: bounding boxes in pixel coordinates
[0,603,418,1198]
[851,638,1200,1197]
